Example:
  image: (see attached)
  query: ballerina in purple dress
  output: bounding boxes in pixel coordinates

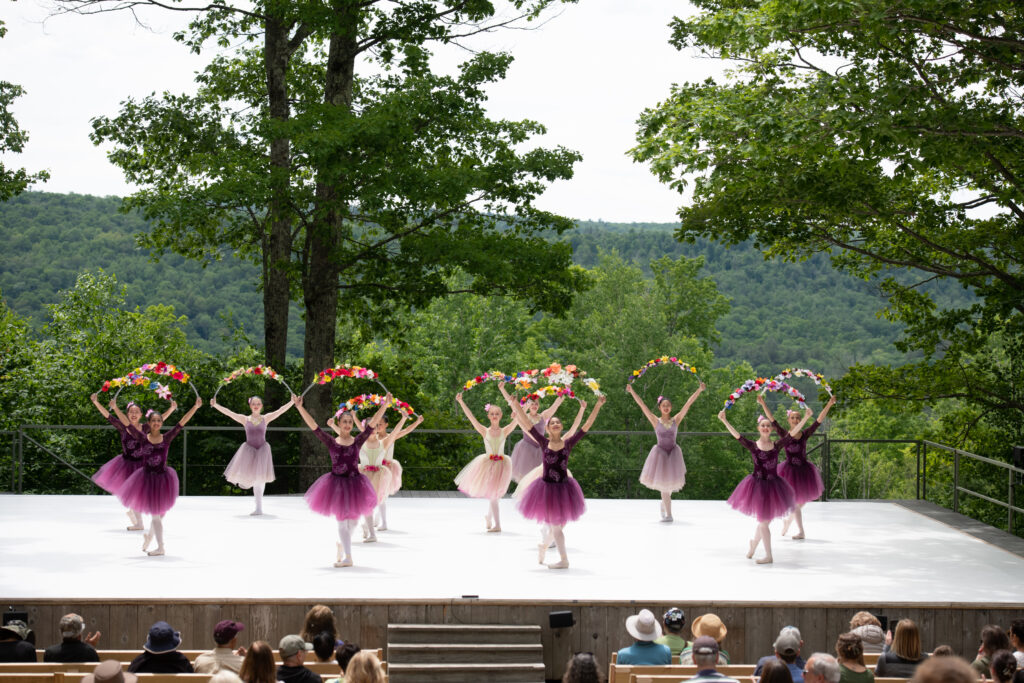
[760,394,837,539]
[211,395,294,516]
[718,394,810,564]
[509,393,566,482]
[90,392,176,530]
[117,396,203,556]
[294,394,390,567]
[627,381,705,522]
[499,382,606,569]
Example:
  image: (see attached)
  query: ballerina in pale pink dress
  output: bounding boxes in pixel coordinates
[454,392,520,532]
[366,412,424,532]
[211,395,294,515]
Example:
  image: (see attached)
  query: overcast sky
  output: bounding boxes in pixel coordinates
[2,0,726,223]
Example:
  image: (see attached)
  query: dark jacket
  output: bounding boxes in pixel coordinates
[44,640,99,662]
[277,664,323,683]
[128,651,195,673]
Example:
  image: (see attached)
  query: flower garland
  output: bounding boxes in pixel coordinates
[513,363,603,396]
[101,362,194,401]
[724,377,807,410]
[334,393,416,419]
[462,370,514,391]
[773,367,833,396]
[520,384,576,404]
[303,364,387,397]
[628,355,701,384]
[214,364,293,399]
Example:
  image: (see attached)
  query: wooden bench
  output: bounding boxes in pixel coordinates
[609,664,757,683]
[31,650,382,672]
[0,674,387,683]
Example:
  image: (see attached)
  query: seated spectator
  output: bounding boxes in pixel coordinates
[688,636,741,683]
[128,621,194,673]
[563,652,605,683]
[835,632,873,683]
[1011,620,1024,668]
[301,605,338,644]
[680,613,730,665]
[82,659,138,683]
[344,650,385,683]
[654,608,689,658]
[312,631,336,663]
[911,655,979,683]
[762,659,795,683]
[0,620,36,662]
[326,643,361,683]
[44,613,101,662]
[615,609,671,665]
[849,613,885,655]
[875,618,928,679]
[991,650,1018,683]
[805,653,841,683]
[930,646,955,657]
[754,627,805,683]
[194,619,246,673]
[972,625,1012,677]
[276,634,319,683]
[238,640,277,683]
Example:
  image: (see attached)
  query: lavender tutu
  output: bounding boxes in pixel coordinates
[516,477,586,525]
[117,466,180,516]
[511,438,543,483]
[92,455,143,494]
[224,420,276,488]
[304,472,378,520]
[777,458,824,504]
[639,422,686,493]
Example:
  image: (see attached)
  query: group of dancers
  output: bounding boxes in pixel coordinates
[87,375,836,568]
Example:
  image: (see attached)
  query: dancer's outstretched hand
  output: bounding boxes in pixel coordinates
[292,394,302,407]
[597,394,607,406]
[718,410,727,421]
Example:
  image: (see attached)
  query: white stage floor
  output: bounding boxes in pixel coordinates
[1,495,1022,603]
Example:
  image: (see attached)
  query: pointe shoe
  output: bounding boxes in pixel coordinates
[660,515,674,523]
[127,524,144,531]
[746,539,757,559]
[791,532,805,540]
[376,523,388,531]
[781,518,792,536]
[487,525,502,533]
[250,509,263,516]
[142,531,154,552]
[756,555,773,564]
[333,558,353,567]
[547,559,569,569]
[147,547,165,557]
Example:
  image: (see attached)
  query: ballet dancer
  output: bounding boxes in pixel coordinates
[509,392,565,482]
[627,381,706,522]
[454,392,519,532]
[760,394,837,539]
[117,395,203,556]
[499,382,606,569]
[717,394,810,564]
[355,411,406,542]
[90,393,176,530]
[293,393,389,567]
[370,412,424,531]
[211,394,294,515]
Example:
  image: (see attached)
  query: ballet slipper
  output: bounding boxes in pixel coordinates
[127,524,144,531]
[487,525,502,533]
[142,530,154,552]
[781,516,793,536]
[661,515,673,523]
[791,532,805,540]
[147,547,165,556]
[333,558,353,567]
[756,554,773,564]
[746,539,757,559]
[376,523,388,531]
[546,559,569,569]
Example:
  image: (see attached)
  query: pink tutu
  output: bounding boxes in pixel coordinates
[224,442,276,489]
[727,475,796,522]
[516,476,586,525]
[455,454,512,499]
[778,458,824,504]
[384,459,403,495]
[510,439,542,482]
[304,472,378,521]
[117,467,180,516]
[92,455,143,495]
[359,464,394,505]
[639,444,686,493]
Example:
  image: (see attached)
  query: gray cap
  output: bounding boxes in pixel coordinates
[60,613,85,638]
[774,630,801,656]
[279,634,313,658]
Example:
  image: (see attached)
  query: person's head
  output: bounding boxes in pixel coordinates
[144,621,181,654]
[81,659,138,683]
[692,636,720,669]
[239,641,276,683]
[657,396,672,417]
[278,635,312,665]
[335,642,360,674]
[849,612,881,630]
[562,652,605,683]
[213,620,244,648]
[485,403,503,426]
[59,613,86,641]
[625,609,662,643]
[146,409,164,431]
[982,625,1012,657]
[786,408,803,428]
[835,632,864,665]
[757,414,773,436]
[805,653,841,683]
[891,619,923,661]
[1010,620,1024,650]
[312,631,335,662]
[774,627,802,664]
[344,650,385,683]
[334,412,355,433]
[931,645,955,657]
[761,658,795,683]
[547,415,564,438]
[691,613,727,644]
[663,608,686,635]
[911,654,979,683]
[301,605,337,642]
[991,651,1018,683]
[0,620,29,642]
[126,402,143,425]
[374,418,389,437]
[209,671,243,683]
[247,397,263,414]
[524,396,540,416]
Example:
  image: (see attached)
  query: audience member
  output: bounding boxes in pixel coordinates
[687,636,741,683]
[875,619,928,679]
[238,640,277,683]
[849,613,886,655]
[0,620,35,663]
[615,609,671,665]
[82,659,138,683]
[1010,620,1024,668]
[193,619,246,673]
[991,650,1018,683]
[805,653,841,683]
[325,643,361,683]
[754,627,805,683]
[680,613,730,665]
[300,605,338,644]
[209,671,243,683]
[930,646,955,657]
[563,652,605,683]
[1014,670,1024,683]
[312,631,336,663]
[43,613,101,662]
[128,621,194,673]
[762,659,796,683]
[655,608,689,658]
[911,655,978,683]
[835,632,873,683]
[973,625,1012,677]
[276,634,319,683]
[344,650,385,683]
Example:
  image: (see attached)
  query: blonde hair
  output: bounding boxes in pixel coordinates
[344,651,385,683]
[849,611,881,629]
[891,619,923,661]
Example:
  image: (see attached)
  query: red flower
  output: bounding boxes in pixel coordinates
[254,367,263,375]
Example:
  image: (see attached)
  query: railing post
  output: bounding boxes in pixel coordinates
[953,449,960,513]
[1009,468,1015,535]
[182,427,188,496]
[17,428,24,494]
[916,441,921,500]
[822,435,830,502]
[922,442,927,501]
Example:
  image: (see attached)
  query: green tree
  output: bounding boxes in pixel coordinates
[0,21,49,201]
[632,0,1024,450]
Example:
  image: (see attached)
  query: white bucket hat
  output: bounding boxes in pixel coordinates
[625,609,663,642]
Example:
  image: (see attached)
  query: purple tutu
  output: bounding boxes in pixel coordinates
[92,455,143,495]
[304,472,378,521]
[727,475,796,522]
[516,477,586,526]
[777,459,824,505]
[510,439,543,482]
[116,467,180,516]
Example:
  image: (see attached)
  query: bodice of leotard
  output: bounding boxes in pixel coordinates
[108,414,146,460]
[772,420,820,462]
[521,417,547,445]
[244,418,267,448]
[654,420,679,453]
[361,439,386,467]
[131,424,183,471]
[315,428,371,477]
[529,424,586,483]
[737,435,793,479]
[483,432,506,456]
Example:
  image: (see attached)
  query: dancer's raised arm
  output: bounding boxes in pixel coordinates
[565,399,587,438]
[498,383,532,433]
[718,410,741,439]
[210,397,247,424]
[787,407,813,437]
[91,393,112,420]
[292,395,320,431]
[540,394,565,420]
[262,397,295,424]
[365,394,392,430]
[110,397,130,426]
[455,392,488,437]
[626,384,659,428]
[178,396,203,426]
[381,413,409,449]
[161,401,177,421]
[576,395,606,435]
[674,382,706,423]
[393,414,424,439]
[817,395,837,423]
[756,393,775,423]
